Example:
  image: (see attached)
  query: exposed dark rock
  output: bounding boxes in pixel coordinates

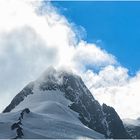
[11,122,21,130]
[23,108,30,114]
[20,112,24,119]
[102,104,131,139]
[16,127,24,138]
[11,108,30,139]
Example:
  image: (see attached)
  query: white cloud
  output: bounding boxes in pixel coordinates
[83,66,140,119]
[0,0,115,112]
[83,65,128,89]
[72,41,116,71]
[0,0,140,120]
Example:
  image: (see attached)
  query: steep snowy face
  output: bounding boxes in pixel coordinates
[3,82,34,113]
[3,67,130,138]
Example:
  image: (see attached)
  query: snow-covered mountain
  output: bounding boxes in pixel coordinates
[1,67,130,139]
[123,118,140,139]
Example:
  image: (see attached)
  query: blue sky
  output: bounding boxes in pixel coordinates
[53,1,140,75]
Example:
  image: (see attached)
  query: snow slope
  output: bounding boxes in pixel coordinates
[0,90,104,139]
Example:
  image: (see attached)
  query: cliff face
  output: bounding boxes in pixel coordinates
[102,104,131,138]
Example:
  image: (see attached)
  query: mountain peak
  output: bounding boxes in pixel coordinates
[2,67,130,139]
[3,67,88,113]
[40,66,57,78]
[36,66,81,90]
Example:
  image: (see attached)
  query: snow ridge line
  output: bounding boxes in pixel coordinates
[11,108,30,139]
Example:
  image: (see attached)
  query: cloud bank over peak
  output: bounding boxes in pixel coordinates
[0,0,140,119]
[0,0,115,112]
[83,66,140,119]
